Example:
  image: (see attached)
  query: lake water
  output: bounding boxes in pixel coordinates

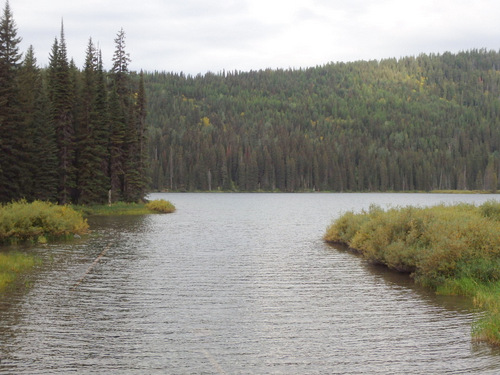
[1,193,500,374]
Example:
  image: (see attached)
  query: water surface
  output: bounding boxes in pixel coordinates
[1,193,499,374]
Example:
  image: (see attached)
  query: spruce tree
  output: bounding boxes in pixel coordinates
[47,22,76,204]
[18,46,58,201]
[126,70,148,201]
[77,39,110,204]
[108,85,126,202]
[94,50,111,202]
[0,0,24,201]
[136,71,148,194]
[109,28,146,202]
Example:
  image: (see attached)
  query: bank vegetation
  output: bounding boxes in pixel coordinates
[0,199,175,292]
[0,200,88,292]
[324,200,500,345]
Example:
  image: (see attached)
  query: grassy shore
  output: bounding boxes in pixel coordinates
[0,200,89,292]
[74,199,176,216]
[0,251,40,292]
[429,189,497,194]
[0,200,89,245]
[0,199,175,293]
[324,200,500,345]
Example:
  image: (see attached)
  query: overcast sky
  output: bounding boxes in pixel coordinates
[9,0,500,75]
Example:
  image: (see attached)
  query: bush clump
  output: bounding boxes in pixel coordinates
[145,199,176,213]
[324,200,500,345]
[0,200,89,245]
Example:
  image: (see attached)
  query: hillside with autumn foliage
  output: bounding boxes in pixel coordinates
[145,49,499,192]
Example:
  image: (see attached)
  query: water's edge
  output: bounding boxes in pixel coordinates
[1,193,499,374]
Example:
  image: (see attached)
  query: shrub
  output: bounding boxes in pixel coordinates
[324,202,500,346]
[145,199,176,213]
[480,200,500,221]
[0,200,88,244]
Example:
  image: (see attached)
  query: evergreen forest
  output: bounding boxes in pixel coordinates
[2,1,500,201]
[145,50,500,192]
[0,2,148,204]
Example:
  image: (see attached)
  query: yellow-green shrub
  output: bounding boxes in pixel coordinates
[145,199,176,213]
[326,203,500,285]
[324,202,500,345]
[0,200,88,244]
[480,200,500,221]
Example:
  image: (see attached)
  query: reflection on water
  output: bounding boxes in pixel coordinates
[1,193,500,374]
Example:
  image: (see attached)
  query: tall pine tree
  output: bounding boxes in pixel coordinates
[76,39,110,204]
[0,0,24,202]
[134,71,148,199]
[48,21,76,204]
[18,46,58,201]
[109,28,147,202]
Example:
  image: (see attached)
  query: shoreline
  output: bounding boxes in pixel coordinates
[324,201,500,346]
[149,189,499,194]
[0,199,175,293]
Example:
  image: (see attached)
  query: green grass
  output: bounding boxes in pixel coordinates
[429,189,497,194]
[324,200,500,346]
[75,202,152,216]
[472,281,500,345]
[75,200,176,216]
[0,200,88,293]
[0,251,40,292]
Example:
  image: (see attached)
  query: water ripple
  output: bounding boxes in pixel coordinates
[1,193,500,374]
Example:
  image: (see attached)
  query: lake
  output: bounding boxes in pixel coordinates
[1,193,500,374]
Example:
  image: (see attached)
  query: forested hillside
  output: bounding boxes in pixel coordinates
[145,49,500,192]
[0,2,148,204]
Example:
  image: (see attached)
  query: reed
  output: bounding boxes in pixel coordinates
[324,200,500,345]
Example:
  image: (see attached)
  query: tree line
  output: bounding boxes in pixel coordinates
[0,1,148,204]
[145,50,500,192]
[2,1,499,198]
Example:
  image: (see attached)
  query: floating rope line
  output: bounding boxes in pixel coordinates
[71,243,112,290]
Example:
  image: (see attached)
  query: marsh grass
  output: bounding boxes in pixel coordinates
[0,200,89,245]
[75,200,176,216]
[75,202,153,216]
[324,200,500,345]
[0,251,40,292]
[429,190,495,194]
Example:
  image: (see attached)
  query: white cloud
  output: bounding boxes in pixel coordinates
[7,0,500,74]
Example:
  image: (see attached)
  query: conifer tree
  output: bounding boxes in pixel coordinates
[111,28,131,98]
[77,38,110,203]
[108,86,126,201]
[108,29,129,201]
[94,51,111,200]
[18,46,58,201]
[0,0,24,201]
[135,71,148,197]
[123,70,149,201]
[48,21,76,204]
[109,28,146,202]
